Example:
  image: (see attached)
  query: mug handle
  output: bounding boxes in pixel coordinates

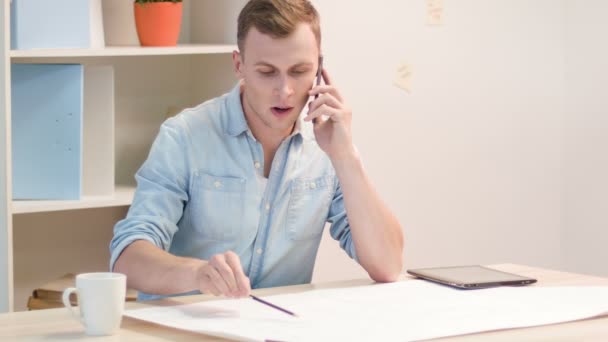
[62,287,84,325]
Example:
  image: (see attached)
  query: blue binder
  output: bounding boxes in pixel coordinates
[11,64,83,200]
[11,0,96,49]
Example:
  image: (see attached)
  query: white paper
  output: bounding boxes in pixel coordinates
[125,281,608,341]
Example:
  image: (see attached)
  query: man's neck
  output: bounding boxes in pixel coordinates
[241,94,293,151]
[241,93,295,177]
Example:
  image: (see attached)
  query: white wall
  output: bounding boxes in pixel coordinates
[563,0,608,277]
[314,0,568,281]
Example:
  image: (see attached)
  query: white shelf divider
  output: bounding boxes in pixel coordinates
[82,65,114,197]
[11,186,135,214]
[9,44,236,59]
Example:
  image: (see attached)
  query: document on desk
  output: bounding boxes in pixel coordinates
[125,280,608,341]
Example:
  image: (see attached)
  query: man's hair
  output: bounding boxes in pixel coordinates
[237,0,321,55]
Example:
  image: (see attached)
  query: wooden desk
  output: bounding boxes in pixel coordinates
[1,264,608,341]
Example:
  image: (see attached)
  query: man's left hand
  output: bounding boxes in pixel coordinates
[305,69,356,161]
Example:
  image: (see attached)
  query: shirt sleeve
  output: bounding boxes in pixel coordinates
[109,116,191,271]
[326,178,359,262]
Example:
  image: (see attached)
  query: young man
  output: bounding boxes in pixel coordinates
[110,0,403,300]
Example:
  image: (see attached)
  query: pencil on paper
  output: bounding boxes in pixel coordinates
[250,295,298,317]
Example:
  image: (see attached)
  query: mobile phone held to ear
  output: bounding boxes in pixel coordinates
[407,265,537,290]
[311,55,323,124]
[314,55,323,100]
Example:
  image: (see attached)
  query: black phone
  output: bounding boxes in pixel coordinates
[314,55,323,98]
[407,265,537,289]
[311,55,323,124]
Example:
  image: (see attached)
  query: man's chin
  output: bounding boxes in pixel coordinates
[267,113,299,131]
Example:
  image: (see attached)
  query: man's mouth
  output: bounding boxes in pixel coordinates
[271,106,294,116]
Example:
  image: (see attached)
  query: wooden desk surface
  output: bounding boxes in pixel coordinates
[1,264,608,341]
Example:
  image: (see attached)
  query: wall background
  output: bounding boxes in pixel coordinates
[314,0,608,281]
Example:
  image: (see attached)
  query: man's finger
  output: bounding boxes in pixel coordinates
[320,70,343,102]
[211,255,238,295]
[309,86,343,103]
[309,93,341,114]
[200,273,222,296]
[225,252,251,297]
[206,267,231,296]
[305,105,340,123]
[205,281,222,296]
[321,68,332,86]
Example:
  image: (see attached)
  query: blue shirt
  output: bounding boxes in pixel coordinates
[110,83,358,300]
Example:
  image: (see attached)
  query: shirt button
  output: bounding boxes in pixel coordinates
[256,248,263,254]
[265,203,270,211]
[254,161,261,169]
[310,182,317,189]
[213,180,222,188]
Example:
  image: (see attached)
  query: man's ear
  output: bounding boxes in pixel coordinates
[233,50,244,79]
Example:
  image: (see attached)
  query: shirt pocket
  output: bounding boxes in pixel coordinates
[285,175,334,241]
[189,172,246,241]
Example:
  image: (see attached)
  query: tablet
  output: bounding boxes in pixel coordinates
[407,265,537,289]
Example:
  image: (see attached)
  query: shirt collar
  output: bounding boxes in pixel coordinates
[224,82,311,142]
[225,82,249,137]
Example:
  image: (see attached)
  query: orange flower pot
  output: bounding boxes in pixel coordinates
[134,2,183,47]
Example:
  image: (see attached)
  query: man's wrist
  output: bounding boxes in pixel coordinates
[187,258,207,290]
[330,146,361,172]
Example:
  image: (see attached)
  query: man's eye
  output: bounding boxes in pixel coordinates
[259,70,275,76]
[291,70,306,75]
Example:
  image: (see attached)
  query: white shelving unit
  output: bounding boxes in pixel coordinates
[10,44,235,58]
[12,186,136,215]
[1,0,244,311]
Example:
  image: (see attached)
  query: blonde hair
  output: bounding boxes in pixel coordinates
[237,0,321,55]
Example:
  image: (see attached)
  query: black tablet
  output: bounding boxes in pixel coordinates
[407,265,537,289]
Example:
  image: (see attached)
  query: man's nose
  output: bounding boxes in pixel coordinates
[275,76,294,98]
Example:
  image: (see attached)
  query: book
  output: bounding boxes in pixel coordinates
[27,296,64,310]
[11,64,84,200]
[32,273,78,303]
[11,0,105,50]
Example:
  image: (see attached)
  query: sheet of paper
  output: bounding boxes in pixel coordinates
[125,280,608,341]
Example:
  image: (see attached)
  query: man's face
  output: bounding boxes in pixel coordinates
[234,23,320,137]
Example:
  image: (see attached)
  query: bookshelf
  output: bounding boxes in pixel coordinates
[12,186,136,214]
[10,44,235,59]
[1,0,244,311]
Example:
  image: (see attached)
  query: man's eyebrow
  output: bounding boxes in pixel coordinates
[291,62,314,68]
[253,62,314,68]
[254,61,276,67]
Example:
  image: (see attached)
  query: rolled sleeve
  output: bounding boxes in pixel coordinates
[327,179,359,262]
[109,116,191,271]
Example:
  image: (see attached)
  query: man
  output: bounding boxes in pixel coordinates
[110,0,403,300]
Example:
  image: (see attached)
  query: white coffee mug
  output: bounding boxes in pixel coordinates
[62,272,126,336]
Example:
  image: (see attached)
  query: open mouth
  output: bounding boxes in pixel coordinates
[271,106,294,116]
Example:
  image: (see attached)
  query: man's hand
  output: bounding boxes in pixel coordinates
[305,69,356,161]
[195,251,251,298]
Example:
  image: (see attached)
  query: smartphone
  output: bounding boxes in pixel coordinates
[311,55,323,123]
[314,55,323,99]
[407,265,537,290]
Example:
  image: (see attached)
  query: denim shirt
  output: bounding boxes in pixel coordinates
[110,83,358,300]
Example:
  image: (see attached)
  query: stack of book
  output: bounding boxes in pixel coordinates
[27,273,138,310]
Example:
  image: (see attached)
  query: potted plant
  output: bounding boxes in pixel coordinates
[134,0,183,47]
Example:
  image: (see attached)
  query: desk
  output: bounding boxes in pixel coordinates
[1,264,608,341]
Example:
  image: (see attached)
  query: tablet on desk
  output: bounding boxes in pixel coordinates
[407,265,537,289]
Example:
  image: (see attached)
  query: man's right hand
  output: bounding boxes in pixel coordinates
[195,251,251,298]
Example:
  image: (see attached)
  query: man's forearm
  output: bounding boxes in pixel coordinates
[331,152,404,282]
[113,240,204,295]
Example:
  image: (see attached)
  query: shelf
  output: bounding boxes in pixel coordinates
[10,44,236,59]
[12,186,136,214]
